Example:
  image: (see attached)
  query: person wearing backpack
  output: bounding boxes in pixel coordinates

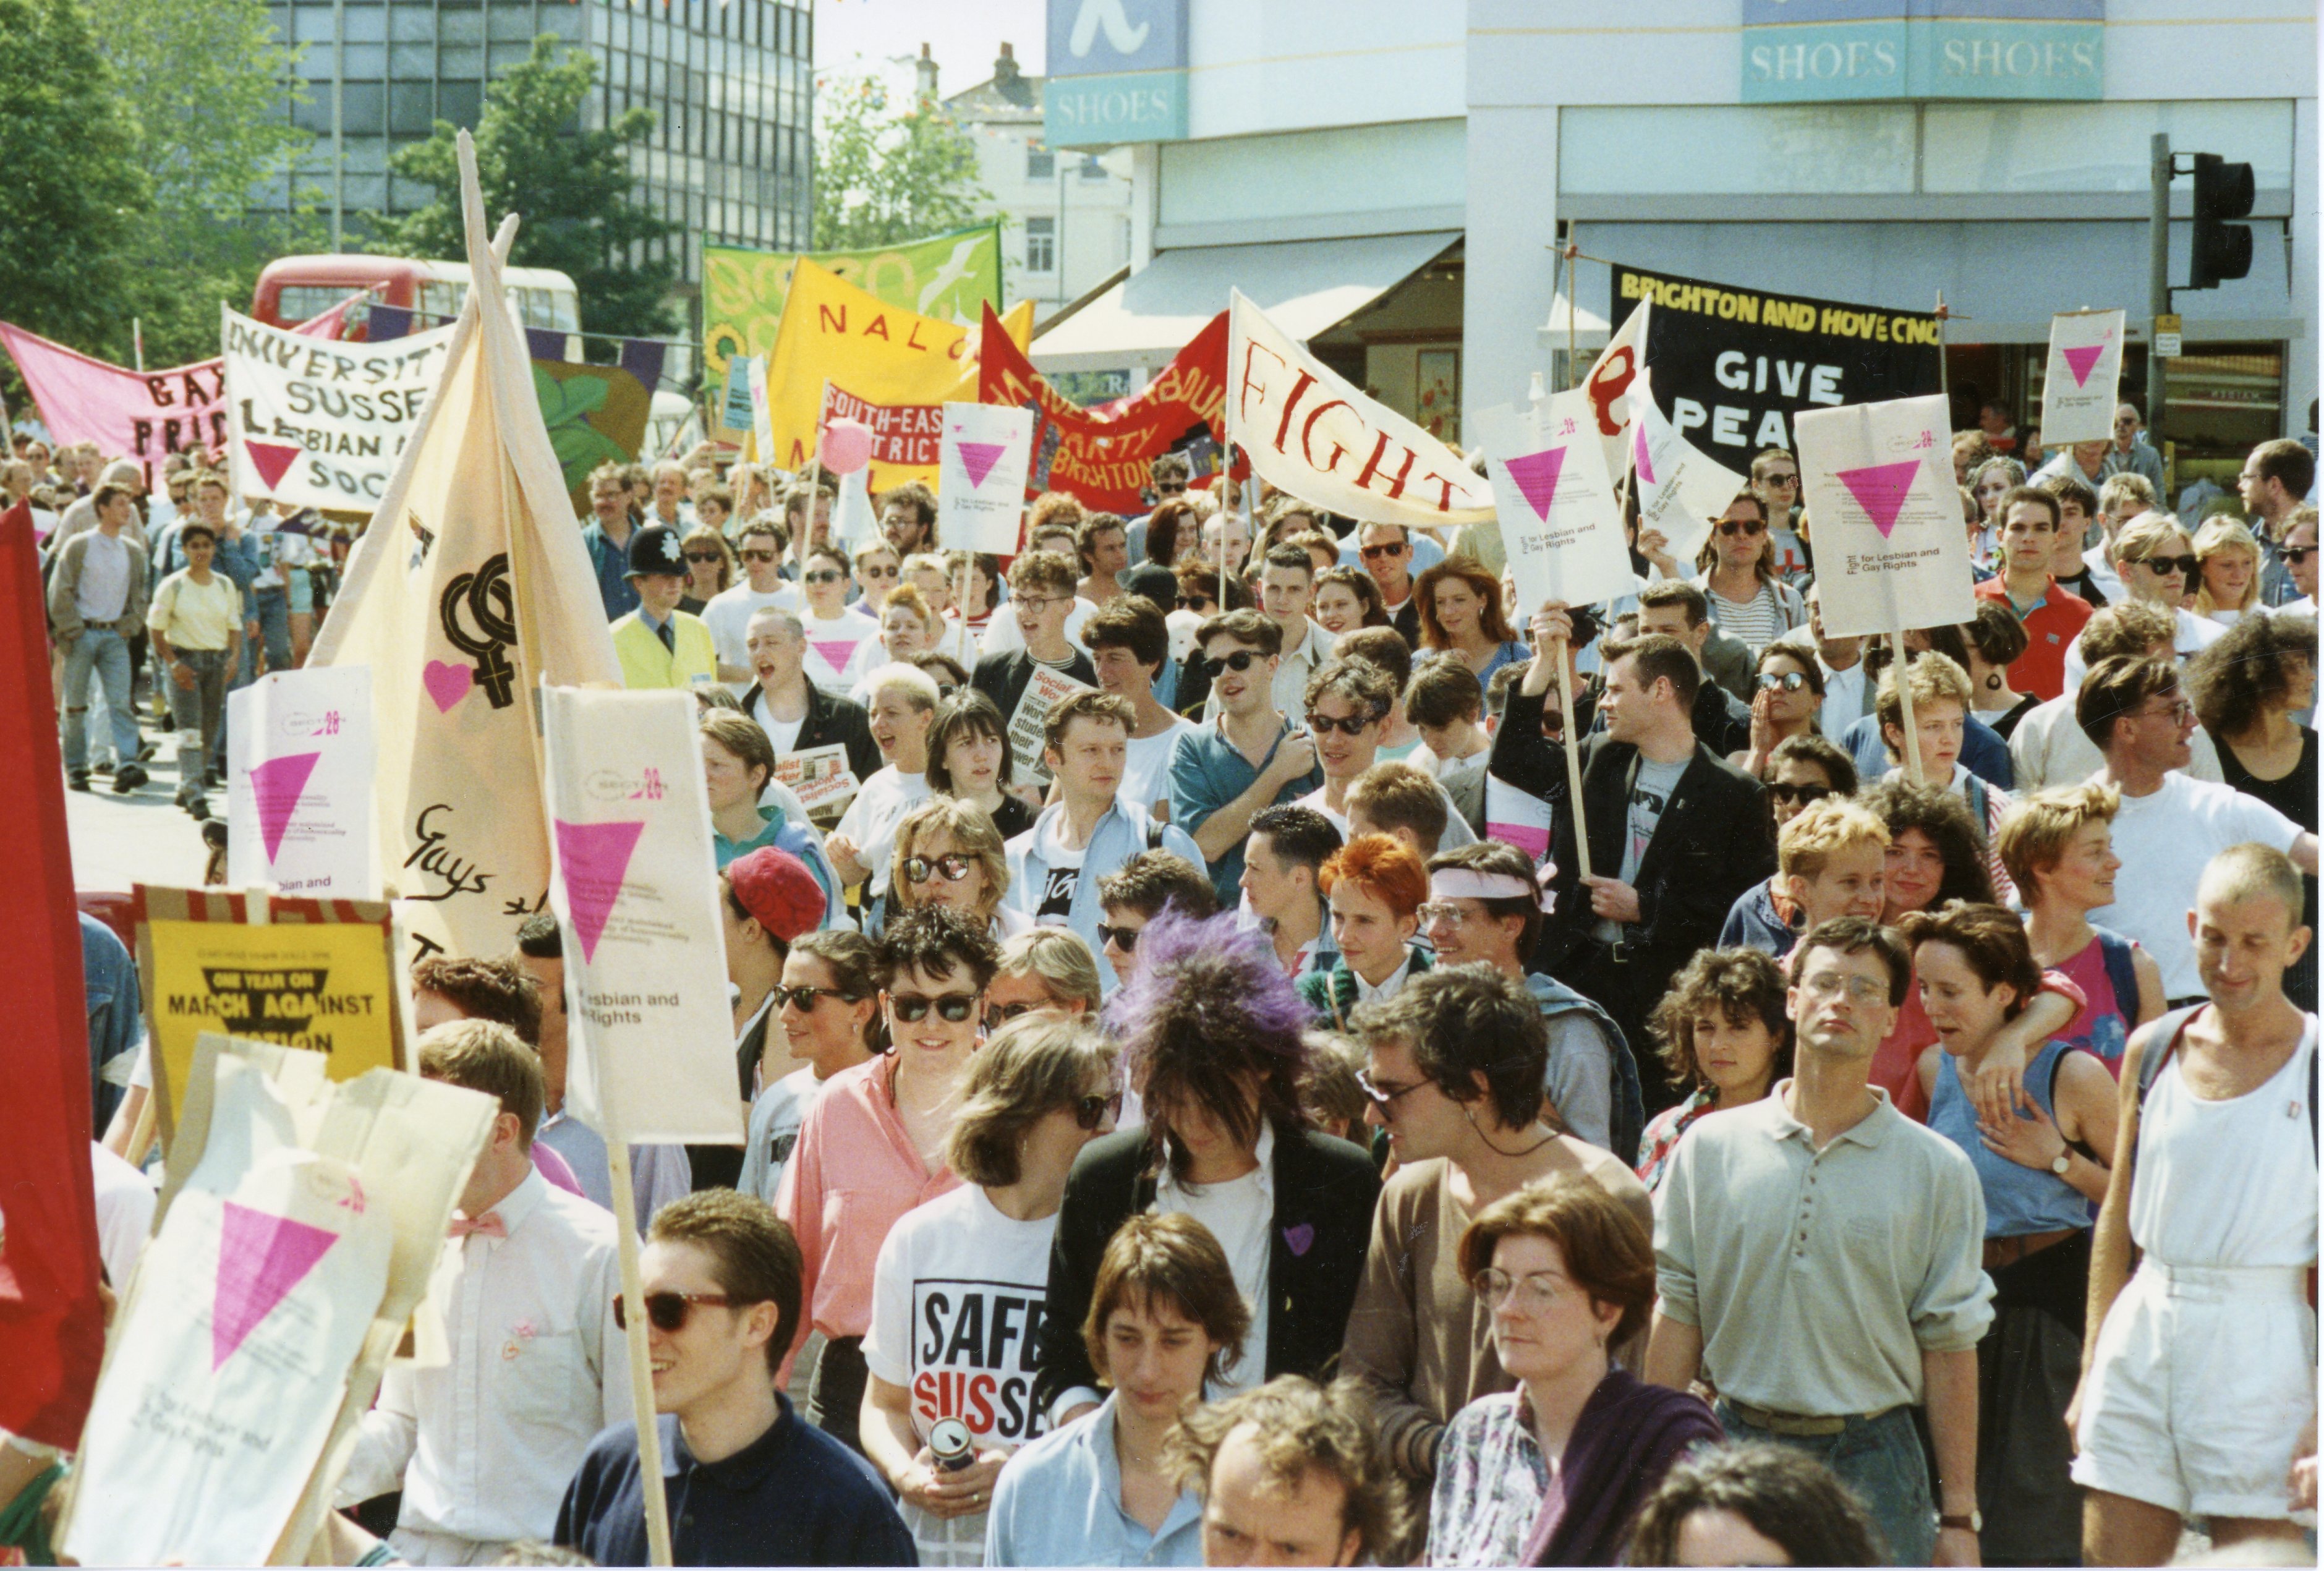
[2070,843,2318,1565]
[1999,783,2168,1076]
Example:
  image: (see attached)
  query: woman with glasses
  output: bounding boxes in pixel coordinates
[925,691,1036,838]
[741,930,882,1206]
[1748,447,1811,585]
[1691,492,1808,657]
[1635,949,1792,1194]
[1414,558,1530,687]
[800,544,881,696]
[2191,514,2266,624]
[862,1015,1120,1564]
[778,907,1003,1457]
[1730,643,1826,778]
[1424,1174,1719,1566]
[2062,514,2226,689]
[678,526,734,614]
[853,542,904,619]
[889,796,1031,942]
[1311,565,1388,637]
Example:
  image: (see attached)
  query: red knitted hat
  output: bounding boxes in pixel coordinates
[723,848,824,942]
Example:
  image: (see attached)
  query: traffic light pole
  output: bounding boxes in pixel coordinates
[2148,132,2171,427]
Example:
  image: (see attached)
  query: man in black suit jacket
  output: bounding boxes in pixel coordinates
[1530,619,1776,1115]
[739,605,882,785]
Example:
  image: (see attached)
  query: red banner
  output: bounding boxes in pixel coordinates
[824,383,945,471]
[976,306,1227,515]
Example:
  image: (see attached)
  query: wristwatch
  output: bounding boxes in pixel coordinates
[2050,1151,2073,1175]
[1938,1510,1983,1533]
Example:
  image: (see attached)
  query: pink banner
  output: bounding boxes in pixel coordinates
[1,300,352,490]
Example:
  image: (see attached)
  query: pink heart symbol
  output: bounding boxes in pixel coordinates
[1282,1223,1314,1258]
[424,660,474,713]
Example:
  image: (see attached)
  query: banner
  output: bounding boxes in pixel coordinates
[1580,299,1647,481]
[226,665,379,898]
[0,302,351,490]
[718,354,756,440]
[1609,265,1943,460]
[534,360,652,508]
[1007,663,1097,785]
[541,685,742,1146]
[2038,309,2126,445]
[1226,289,1494,531]
[309,135,626,961]
[1484,773,1554,866]
[824,382,945,471]
[938,401,1037,554]
[977,305,1228,514]
[1473,388,1632,616]
[1626,367,1749,566]
[702,223,1005,389]
[1795,393,1975,640]
[222,306,456,510]
[746,355,777,462]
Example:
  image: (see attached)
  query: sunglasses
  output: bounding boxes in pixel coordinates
[1096,922,1143,953]
[1180,596,1215,611]
[740,548,777,563]
[804,568,845,585]
[984,999,1042,1032]
[1762,473,1800,488]
[1769,781,1834,807]
[1211,650,1264,673]
[1156,482,1188,496]
[1355,1069,1426,1109]
[904,854,973,885]
[890,991,979,1023]
[684,551,721,564]
[773,984,859,1011]
[2286,547,2317,566]
[861,564,899,578]
[1358,542,1407,560]
[612,1290,739,1333]
[1305,712,1374,736]
[1755,670,1811,694]
[2133,555,2199,578]
[1075,1092,1125,1131]
[1717,519,1768,537]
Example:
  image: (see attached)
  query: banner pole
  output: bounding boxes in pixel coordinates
[1551,636,1591,882]
[1935,291,1950,419]
[1565,234,1579,393]
[1220,443,1233,611]
[1894,626,1925,781]
[605,1141,675,1568]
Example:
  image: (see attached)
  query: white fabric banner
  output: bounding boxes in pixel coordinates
[2038,309,2126,446]
[307,137,624,961]
[1226,289,1494,530]
[1795,394,1975,639]
[222,307,455,511]
[1473,389,1632,616]
[1580,297,1648,481]
[225,664,380,899]
[937,401,1035,553]
[542,684,743,1146]
[1626,367,1748,568]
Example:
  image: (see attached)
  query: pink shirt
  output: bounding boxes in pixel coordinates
[775,1054,960,1382]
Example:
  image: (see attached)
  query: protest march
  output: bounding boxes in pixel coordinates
[7,75,2324,1571]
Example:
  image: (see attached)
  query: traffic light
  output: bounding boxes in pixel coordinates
[2189,153,2254,289]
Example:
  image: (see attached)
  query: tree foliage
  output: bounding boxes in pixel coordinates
[380,36,679,343]
[813,74,990,252]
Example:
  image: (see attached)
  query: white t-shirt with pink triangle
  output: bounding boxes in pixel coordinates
[800,606,879,696]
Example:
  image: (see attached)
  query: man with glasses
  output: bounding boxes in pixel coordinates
[1340,964,1651,1496]
[2237,438,2317,606]
[2105,402,2169,494]
[1748,448,1811,587]
[580,459,641,620]
[972,550,1098,723]
[1171,608,1327,903]
[1646,918,1993,1569]
[1093,850,1219,992]
[2082,655,2318,1005]
[878,480,939,558]
[556,1189,916,1567]
[1974,487,2093,702]
[1355,522,1424,644]
[1003,691,1202,994]
[703,521,801,688]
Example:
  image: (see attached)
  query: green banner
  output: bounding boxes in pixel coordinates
[702,223,1003,391]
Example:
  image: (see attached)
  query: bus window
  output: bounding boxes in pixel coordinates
[278,285,353,325]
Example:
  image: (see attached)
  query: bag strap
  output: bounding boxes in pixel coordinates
[2135,1003,2205,1109]
[2094,929,2142,1027]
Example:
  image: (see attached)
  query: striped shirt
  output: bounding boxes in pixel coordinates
[1703,579,1795,654]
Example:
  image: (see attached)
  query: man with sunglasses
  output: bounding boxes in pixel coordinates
[703,521,801,688]
[1354,522,1424,645]
[556,1190,916,1567]
[1974,486,2092,702]
[1748,448,1811,587]
[2281,509,2318,613]
[1171,608,1327,904]
[611,524,719,691]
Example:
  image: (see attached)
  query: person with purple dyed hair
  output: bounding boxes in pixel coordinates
[1032,908,1382,1432]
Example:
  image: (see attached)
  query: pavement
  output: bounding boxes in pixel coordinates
[64,727,215,896]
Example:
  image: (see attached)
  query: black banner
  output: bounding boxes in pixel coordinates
[1609,265,1943,459]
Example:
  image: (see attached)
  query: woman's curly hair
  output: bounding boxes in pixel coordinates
[2187,609,2317,741]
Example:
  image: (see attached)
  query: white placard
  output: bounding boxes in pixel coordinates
[1626,367,1748,569]
[775,743,861,824]
[1473,388,1631,616]
[1795,394,1976,640]
[937,401,1034,553]
[1483,773,1555,868]
[747,354,776,462]
[222,306,455,511]
[2038,309,2126,446]
[225,665,379,898]
[1006,663,1097,785]
[542,683,744,1146]
[833,462,877,550]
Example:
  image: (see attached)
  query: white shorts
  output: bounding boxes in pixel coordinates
[2071,1260,2317,1521]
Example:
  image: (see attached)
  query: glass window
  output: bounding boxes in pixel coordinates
[292,90,334,134]
[340,82,387,133]
[439,9,483,44]
[538,6,583,41]
[1024,216,1056,274]
[1559,104,1915,195]
[344,173,388,209]
[487,43,532,72]
[486,2,535,41]
[341,134,388,172]
[294,45,333,81]
[391,43,432,74]
[1078,154,1109,181]
[1027,143,1054,180]
[291,4,337,43]
[389,174,432,213]
[389,82,433,135]
[268,4,291,40]
[1922,101,2292,194]
[341,5,386,43]
[343,43,387,76]
[439,80,483,127]
[440,44,485,78]
[389,4,434,41]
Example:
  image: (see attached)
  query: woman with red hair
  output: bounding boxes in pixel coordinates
[1415,558,1531,688]
[1298,833,1432,1027]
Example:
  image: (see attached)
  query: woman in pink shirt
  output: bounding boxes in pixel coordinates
[776,905,1002,1455]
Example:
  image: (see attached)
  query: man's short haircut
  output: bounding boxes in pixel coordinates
[1602,632,1703,710]
[1625,1442,1884,1570]
[1165,1376,1407,1564]
[2097,472,2158,515]
[1876,652,1975,751]
[1333,626,1412,694]
[804,542,853,576]
[1318,833,1429,922]
[1965,599,2030,670]
[1345,762,1449,855]
[2252,436,2318,500]
[1793,916,1913,1007]
[1097,850,1219,922]
[1649,948,1792,1096]
[2113,513,2190,568]
[1006,548,1079,598]
[1427,841,1545,960]
[1197,606,1283,659]
[851,539,901,573]
[1897,900,2043,1015]
[1455,1169,1657,1347]
[1249,805,1343,879]
[1261,543,1316,582]
[1635,579,1710,628]
[2197,841,2309,933]
[1749,447,1797,483]
[2076,654,2180,752]
[1404,657,1484,728]
[176,521,219,548]
[1998,485,2060,533]
[699,709,776,791]
[646,1190,804,1374]
[92,481,134,512]
[1996,782,2121,896]
[2078,601,2174,666]
[2038,471,2101,521]
[1303,655,1396,725]
[1175,560,1254,613]
[948,1015,1118,1187]
[1075,511,1128,569]
[865,661,943,715]
[412,955,542,1047]
[1350,960,1547,1130]
[878,479,939,530]
[1083,1211,1251,1387]
[514,912,562,960]
[876,904,1002,991]
[1043,689,1136,757]
[1149,451,1191,484]
[418,1019,546,1145]
[1779,796,1892,880]
[996,927,1104,1013]
[1083,594,1170,672]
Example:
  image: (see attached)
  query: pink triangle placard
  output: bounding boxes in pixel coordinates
[957,441,1008,489]
[244,440,301,490]
[555,817,646,962]
[1632,419,1657,487]
[1502,447,1569,522]
[2060,343,2106,388]
[249,750,321,862]
[213,1202,339,1369]
[1836,459,1925,539]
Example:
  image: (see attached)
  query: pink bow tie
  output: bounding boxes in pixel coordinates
[448,1211,508,1241]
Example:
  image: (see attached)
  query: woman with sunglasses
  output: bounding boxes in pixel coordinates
[925,691,1036,838]
[853,542,904,619]
[890,796,1031,943]
[678,526,734,614]
[1730,644,1825,778]
[800,543,880,696]
[778,907,1003,1456]
[2061,514,2226,690]
[1692,492,1808,657]
[741,930,882,1207]
[862,1015,1120,1564]
[2192,514,2266,624]
[1414,558,1530,687]
[1311,565,1387,637]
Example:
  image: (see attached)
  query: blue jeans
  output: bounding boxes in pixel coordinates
[165,648,230,799]
[252,585,292,673]
[62,628,140,773]
[1716,1399,1935,1565]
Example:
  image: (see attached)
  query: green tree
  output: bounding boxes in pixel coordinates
[813,74,990,251]
[381,36,678,343]
[0,0,149,357]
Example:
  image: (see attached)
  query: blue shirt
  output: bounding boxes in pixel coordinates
[1717,879,1798,958]
[712,804,845,929]
[579,520,642,621]
[1928,1039,2093,1239]
[556,1400,915,1568]
[1841,710,2014,791]
[81,913,142,1132]
[1167,717,1324,903]
[984,1394,1204,1567]
[1002,795,1203,995]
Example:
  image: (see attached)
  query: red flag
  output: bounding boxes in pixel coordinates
[0,495,104,1449]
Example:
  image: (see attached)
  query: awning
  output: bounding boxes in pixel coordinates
[1031,231,1462,373]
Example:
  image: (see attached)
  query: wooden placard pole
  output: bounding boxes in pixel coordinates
[1894,628,1925,781]
[605,1141,675,1567]
[1552,640,1591,881]
[1565,232,1580,393]
[1935,289,1950,414]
